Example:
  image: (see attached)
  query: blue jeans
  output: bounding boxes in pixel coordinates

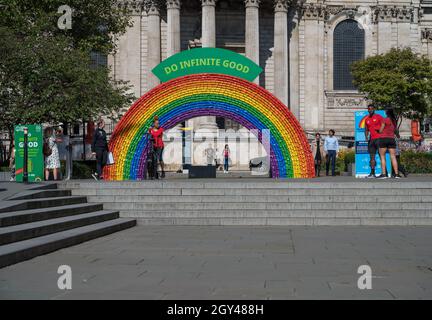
[224,157,229,171]
[326,150,336,176]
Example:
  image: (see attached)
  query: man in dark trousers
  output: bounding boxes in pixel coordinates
[91,119,108,180]
[364,104,384,178]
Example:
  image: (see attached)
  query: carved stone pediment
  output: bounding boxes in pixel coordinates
[422,28,432,41]
[326,91,366,109]
[373,5,414,22]
[300,4,360,21]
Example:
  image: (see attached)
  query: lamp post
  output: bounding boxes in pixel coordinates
[23,127,29,183]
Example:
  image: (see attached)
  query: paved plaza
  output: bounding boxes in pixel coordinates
[1,225,432,299]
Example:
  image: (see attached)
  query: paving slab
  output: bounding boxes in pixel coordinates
[1,226,432,299]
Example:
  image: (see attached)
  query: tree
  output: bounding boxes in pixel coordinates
[0,0,136,150]
[0,0,133,54]
[351,48,432,126]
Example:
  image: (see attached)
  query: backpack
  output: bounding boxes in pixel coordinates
[43,139,52,157]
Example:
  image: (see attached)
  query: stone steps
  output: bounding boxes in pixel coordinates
[0,218,136,268]
[7,189,72,200]
[136,217,432,226]
[61,180,432,189]
[0,184,136,268]
[59,180,432,226]
[0,196,88,213]
[85,195,432,203]
[69,188,432,196]
[120,209,432,218]
[103,201,432,210]
[0,203,104,227]
[0,210,120,245]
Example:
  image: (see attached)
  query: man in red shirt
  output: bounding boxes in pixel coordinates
[364,104,384,178]
[148,116,165,179]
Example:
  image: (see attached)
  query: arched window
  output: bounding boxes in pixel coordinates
[333,19,365,90]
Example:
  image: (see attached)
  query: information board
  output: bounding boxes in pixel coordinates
[14,124,44,182]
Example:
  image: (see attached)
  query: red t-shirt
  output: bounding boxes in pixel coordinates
[149,127,164,148]
[365,113,384,140]
[379,118,396,139]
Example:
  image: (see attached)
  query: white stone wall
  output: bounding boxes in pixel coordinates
[109,0,432,140]
[292,0,426,136]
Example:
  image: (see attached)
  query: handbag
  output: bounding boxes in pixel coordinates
[43,139,52,157]
[106,152,115,165]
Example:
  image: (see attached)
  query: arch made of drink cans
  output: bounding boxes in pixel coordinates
[104,73,315,179]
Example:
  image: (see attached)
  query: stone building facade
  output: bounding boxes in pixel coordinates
[108,0,432,168]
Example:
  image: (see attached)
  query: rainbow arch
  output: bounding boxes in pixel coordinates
[104,74,315,180]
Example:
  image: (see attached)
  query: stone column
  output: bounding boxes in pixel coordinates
[167,0,181,57]
[288,7,299,119]
[197,0,218,134]
[167,0,183,169]
[245,0,260,84]
[273,0,289,106]
[201,0,217,47]
[376,6,392,54]
[147,1,161,89]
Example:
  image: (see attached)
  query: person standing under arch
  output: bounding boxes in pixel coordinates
[148,116,165,179]
[223,144,230,173]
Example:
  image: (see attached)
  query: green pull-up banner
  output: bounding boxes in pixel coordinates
[14,124,44,182]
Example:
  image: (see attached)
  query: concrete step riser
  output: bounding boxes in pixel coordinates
[60,182,432,189]
[135,217,432,226]
[68,188,432,197]
[0,212,119,245]
[55,181,432,226]
[0,219,136,269]
[102,202,432,211]
[0,204,104,227]
[119,210,432,219]
[86,195,432,203]
[0,197,87,213]
[9,190,71,200]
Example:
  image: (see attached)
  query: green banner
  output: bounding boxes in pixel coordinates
[14,124,44,182]
[152,48,263,82]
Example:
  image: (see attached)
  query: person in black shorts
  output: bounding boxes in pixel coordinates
[364,105,384,178]
[377,109,401,179]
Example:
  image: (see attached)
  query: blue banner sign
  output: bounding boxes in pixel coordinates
[354,110,391,178]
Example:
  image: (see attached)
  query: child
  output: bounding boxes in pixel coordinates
[223,144,230,173]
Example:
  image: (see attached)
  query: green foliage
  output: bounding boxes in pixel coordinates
[351,48,432,121]
[317,149,355,175]
[0,0,135,135]
[400,150,432,173]
[336,149,355,173]
[0,0,133,54]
